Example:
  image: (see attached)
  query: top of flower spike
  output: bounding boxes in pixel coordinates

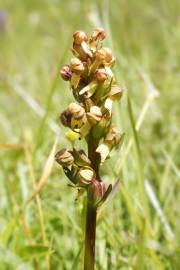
[58,27,123,169]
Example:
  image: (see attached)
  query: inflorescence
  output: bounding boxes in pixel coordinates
[55,28,124,205]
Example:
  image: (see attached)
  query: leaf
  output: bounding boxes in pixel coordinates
[27,138,57,202]
[0,221,16,245]
[97,180,120,212]
[97,179,121,209]
[0,144,21,150]
[0,246,33,270]
[96,184,112,208]
[127,95,149,218]
[19,245,52,259]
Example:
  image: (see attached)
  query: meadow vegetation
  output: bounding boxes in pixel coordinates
[0,0,179,269]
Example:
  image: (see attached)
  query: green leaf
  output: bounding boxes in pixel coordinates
[19,245,52,259]
[0,221,16,245]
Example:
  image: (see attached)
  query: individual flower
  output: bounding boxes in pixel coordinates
[72,30,92,60]
[94,68,108,83]
[104,126,122,147]
[96,127,124,163]
[60,102,85,129]
[89,28,106,52]
[73,30,88,45]
[108,85,123,101]
[91,28,106,42]
[70,58,85,74]
[78,166,95,185]
[55,149,74,166]
[60,65,72,81]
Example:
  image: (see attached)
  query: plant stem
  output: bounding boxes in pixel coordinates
[83,132,99,270]
[84,200,97,270]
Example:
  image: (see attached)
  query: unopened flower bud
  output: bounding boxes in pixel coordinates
[73,30,88,45]
[78,167,95,185]
[87,106,102,125]
[60,65,72,81]
[65,130,80,142]
[94,68,108,82]
[92,27,106,41]
[70,58,85,74]
[55,149,74,166]
[109,85,123,101]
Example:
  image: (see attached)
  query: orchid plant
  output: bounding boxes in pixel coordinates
[55,28,124,270]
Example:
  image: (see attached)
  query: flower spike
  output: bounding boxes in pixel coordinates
[55,28,124,270]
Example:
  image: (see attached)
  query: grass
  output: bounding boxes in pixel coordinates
[0,0,179,269]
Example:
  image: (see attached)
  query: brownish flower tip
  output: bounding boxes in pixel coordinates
[92,27,106,41]
[94,68,108,82]
[70,58,85,74]
[60,65,72,81]
[73,30,88,45]
[109,85,123,100]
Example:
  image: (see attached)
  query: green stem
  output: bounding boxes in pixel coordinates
[84,200,97,270]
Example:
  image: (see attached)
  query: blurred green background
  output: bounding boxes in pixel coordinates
[0,0,179,269]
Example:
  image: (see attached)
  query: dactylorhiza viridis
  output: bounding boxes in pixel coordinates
[55,28,124,209]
